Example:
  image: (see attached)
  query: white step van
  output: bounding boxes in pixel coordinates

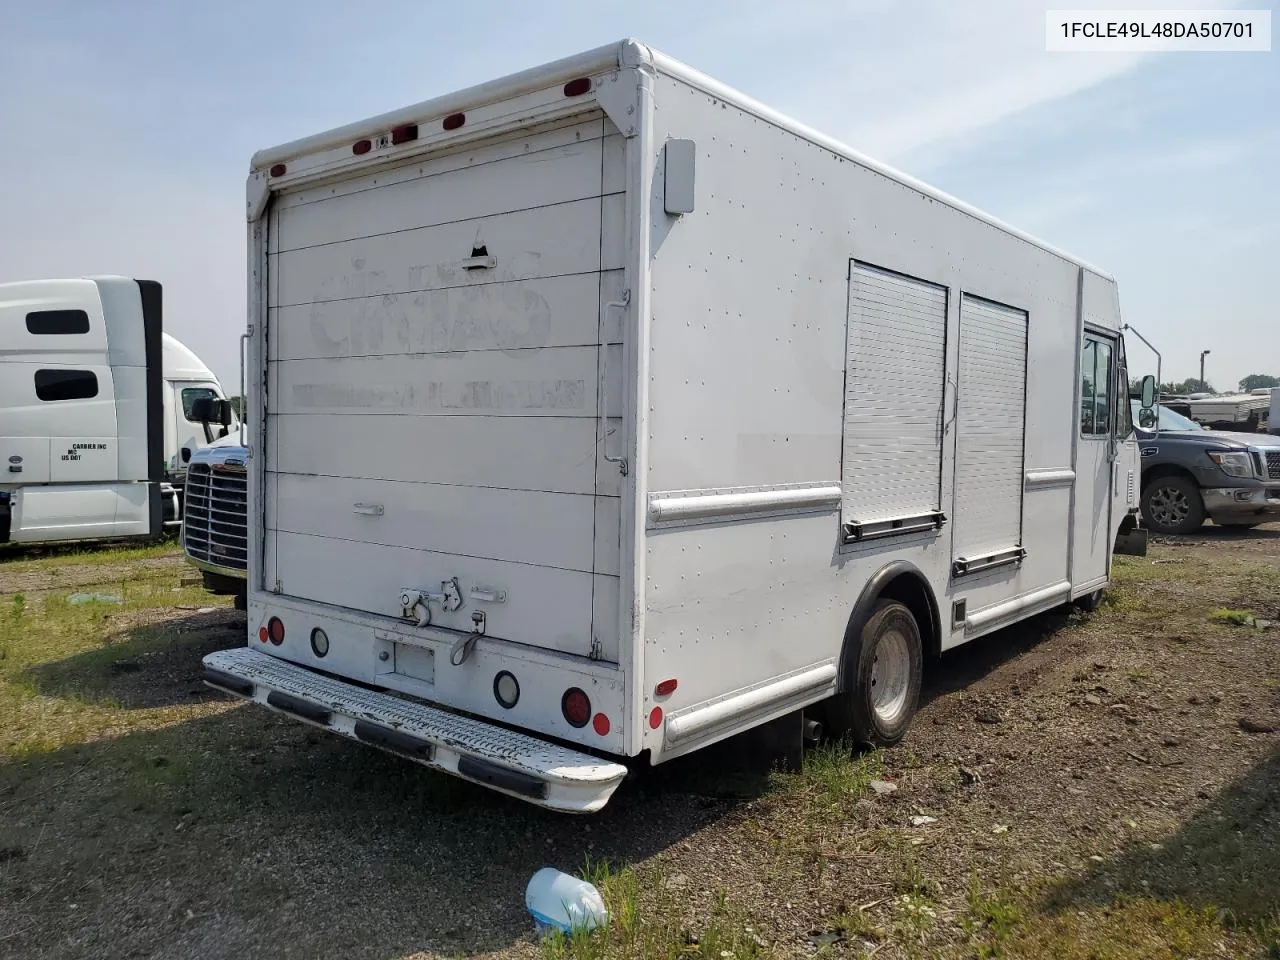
[203,41,1142,812]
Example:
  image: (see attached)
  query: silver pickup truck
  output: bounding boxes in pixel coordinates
[181,431,248,608]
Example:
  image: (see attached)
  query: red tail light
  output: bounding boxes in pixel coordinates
[561,688,590,728]
[258,626,269,643]
[655,678,678,697]
[592,713,611,736]
[649,706,664,729]
[267,617,285,645]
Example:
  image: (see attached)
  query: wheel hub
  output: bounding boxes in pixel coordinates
[1148,485,1190,527]
[870,628,912,726]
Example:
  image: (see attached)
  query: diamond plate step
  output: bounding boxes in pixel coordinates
[203,647,628,813]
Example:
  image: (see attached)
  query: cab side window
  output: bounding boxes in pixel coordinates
[1080,336,1113,437]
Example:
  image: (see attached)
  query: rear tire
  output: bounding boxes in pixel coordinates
[1140,475,1205,535]
[1074,588,1104,612]
[202,570,244,596]
[821,599,923,747]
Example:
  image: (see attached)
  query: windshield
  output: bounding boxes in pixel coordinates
[1130,400,1203,432]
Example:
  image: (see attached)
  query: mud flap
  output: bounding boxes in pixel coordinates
[1114,525,1148,556]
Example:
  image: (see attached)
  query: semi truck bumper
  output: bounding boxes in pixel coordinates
[203,647,628,813]
[1202,487,1280,525]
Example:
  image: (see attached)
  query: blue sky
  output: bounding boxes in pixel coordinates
[1,0,1275,393]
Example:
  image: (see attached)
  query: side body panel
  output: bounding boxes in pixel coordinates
[640,70,1116,760]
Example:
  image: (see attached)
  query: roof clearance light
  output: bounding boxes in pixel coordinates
[442,113,466,131]
[563,77,592,97]
[391,123,418,145]
[269,164,287,178]
[352,139,372,156]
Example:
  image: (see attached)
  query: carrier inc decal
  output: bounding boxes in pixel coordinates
[1141,446,1159,458]
[61,442,109,462]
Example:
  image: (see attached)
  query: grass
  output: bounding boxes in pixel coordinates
[1209,607,1256,626]
[2,535,1278,959]
[0,552,233,755]
[538,861,772,960]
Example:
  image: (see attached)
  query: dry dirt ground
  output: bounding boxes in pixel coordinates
[0,527,1277,960]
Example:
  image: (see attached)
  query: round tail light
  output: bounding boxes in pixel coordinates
[494,671,520,709]
[258,626,269,643]
[561,688,591,728]
[267,617,285,645]
[592,713,611,736]
[310,628,329,657]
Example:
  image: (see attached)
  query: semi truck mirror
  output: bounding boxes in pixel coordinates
[1139,374,1157,409]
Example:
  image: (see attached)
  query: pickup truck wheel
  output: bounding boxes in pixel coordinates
[1141,475,1205,534]
[821,599,922,747]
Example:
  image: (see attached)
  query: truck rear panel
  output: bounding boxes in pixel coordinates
[262,114,625,663]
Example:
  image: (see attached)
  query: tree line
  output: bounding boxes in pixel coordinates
[1127,374,1278,396]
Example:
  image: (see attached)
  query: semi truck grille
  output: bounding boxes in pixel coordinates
[183,463,248,571]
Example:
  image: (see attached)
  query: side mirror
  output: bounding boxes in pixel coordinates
[1139,375,1157,409]
[190,397,233,427]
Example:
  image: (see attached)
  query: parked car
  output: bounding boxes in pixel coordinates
[1132,400,1280,533]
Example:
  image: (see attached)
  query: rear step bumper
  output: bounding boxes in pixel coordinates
[203,647,628,813]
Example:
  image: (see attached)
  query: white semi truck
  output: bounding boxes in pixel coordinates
[0,276,234,545]
[203,40,1145,812]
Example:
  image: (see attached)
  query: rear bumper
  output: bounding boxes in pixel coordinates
[203,647,628,813]
[1203,486,1280,523]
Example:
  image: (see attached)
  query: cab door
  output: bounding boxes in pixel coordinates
[1111,340,1141,532]
[1071,330,1118,591]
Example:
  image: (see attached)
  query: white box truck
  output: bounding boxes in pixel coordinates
[203,40,1143,812]
[1,277,235,545]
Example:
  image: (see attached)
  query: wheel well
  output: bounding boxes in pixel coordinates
[879,573,941,659]
[836,562,941,693]
[1141,464,1196,490]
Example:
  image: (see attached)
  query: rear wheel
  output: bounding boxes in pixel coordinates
[202,570,244,596]
[1141,475,1205,535]
[821,599,923,747]
[1074,588,1104,612]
